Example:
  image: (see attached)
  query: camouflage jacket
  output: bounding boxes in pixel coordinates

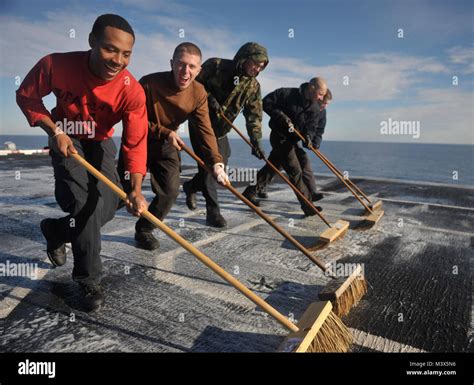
[196,42,269,142]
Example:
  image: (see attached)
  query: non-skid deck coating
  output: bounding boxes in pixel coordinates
[0,156,472,352]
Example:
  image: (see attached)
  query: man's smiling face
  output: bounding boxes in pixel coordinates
[170,51,202,90]
[89,26,134,81]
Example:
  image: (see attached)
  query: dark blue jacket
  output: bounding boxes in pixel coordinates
[263,83,323,146]
[314,109,326,148]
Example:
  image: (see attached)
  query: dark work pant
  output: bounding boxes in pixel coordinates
[121,139,181,233]
[295,145,317,195]
[188,134,231,212]
[261,142,317,196]
[249,131,312,207]
[50,137,120,285]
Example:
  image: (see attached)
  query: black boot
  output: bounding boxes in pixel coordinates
[311,192,324,202]
[301,203,323,217]
[135,231,160,250]
[242,186,260,207]
[79,282,104,313]
[183,181,197,210]
[40,219,67,267]
[206,207,227,228]
[257,191,268,199]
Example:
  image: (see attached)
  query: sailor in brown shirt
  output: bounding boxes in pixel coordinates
[119,42,229,251]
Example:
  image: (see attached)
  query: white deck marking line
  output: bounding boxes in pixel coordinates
[105,209,208,236]
[405,224,474,237]
[101,217,284,306]
[2,182,470,319]
[102,188,286,236]
[103,213,284,265]
[319,191,474,212]
[0,265,50,319]
[0,216,269,319]
[349,328,427,353]
[139,213,333,304]
[153,217,269,261]
[374,197,474,212]
[0,215,276,320]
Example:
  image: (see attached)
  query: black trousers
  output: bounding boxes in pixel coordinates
[119,139,182,233]
[295,145,317,195]
[260,142,317,196]
[249,131,312,206]
[50,137,120,285]
[188,134,231,212]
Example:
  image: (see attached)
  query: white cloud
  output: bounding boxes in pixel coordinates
[0,9,246,136]
[150,15,239,60]
[447,46,474,75]
[0,11,240,80]
[261,53,450,102]
[1,8,472,145]
[448,46,473,64]
[326,87,473,144]
[0,11,94,77]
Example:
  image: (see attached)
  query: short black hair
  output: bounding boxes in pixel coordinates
[172,42,202,60]
[91,14,135,41]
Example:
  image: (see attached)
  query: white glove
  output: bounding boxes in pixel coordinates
[213,163,229,186]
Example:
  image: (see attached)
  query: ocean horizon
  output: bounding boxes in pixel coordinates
[1,135,473,186]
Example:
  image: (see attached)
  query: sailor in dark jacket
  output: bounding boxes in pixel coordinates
[243,77,327,216]
[259,89,332,202]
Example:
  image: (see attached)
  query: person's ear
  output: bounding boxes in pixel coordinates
[170,59,173,70]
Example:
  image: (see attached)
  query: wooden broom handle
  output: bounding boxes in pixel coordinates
[316,150,372,204]
[181,145,329,272]
[219,112,332,228]
[290,127,374,214]
[70,152,298,333]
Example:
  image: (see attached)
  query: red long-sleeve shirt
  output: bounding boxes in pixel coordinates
[16,51,148,175]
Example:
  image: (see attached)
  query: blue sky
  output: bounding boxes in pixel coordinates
[0,0,472,144]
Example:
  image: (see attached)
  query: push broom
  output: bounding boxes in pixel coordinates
[290,126,384,229]
[180,144,367,317]
[70,152,351,352]
[318,150,383,213]
[219,112,349,250]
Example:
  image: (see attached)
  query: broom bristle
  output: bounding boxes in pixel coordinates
[308,240,329,251]
[278,302,353,353]
[333,277,368,317]
[305,311,352,352]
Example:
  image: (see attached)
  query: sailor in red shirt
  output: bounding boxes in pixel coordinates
[16,14,148,312]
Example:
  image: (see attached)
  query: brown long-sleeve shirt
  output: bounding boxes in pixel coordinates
[139,71,223,165]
